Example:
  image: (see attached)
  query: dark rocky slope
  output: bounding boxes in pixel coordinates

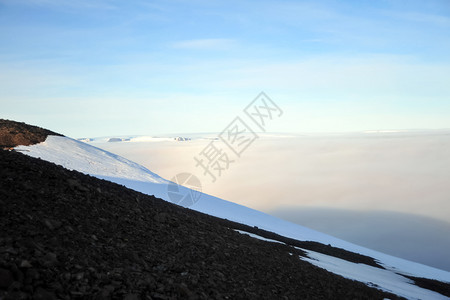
[0,119,62,149]
[0,148,404,300]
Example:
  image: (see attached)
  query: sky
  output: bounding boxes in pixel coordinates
[1,0,450,137]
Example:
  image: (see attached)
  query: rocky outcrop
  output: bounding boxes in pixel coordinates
[0,119,62,148]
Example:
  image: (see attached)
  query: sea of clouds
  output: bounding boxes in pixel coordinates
[90,130,450,271]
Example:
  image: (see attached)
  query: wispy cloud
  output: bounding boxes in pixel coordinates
[0,0,117,10]
[172,38,237,50]
[1,0,450,135]
[387,11,450,26]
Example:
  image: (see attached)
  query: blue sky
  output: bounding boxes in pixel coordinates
[1,0,449,137]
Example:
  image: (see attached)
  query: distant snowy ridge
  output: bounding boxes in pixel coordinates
[78,129,450,144]
[16,136,450,299]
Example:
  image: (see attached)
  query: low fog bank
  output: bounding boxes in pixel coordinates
[270,207,450,272]
[92,131,450,268]
[93,131,450,222]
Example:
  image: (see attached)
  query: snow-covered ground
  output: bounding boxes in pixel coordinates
[301,249,448,300]
[16,135,450,299]
[236,229,449,300]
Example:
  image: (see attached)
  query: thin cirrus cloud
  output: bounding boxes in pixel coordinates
[171,39,237,50]
[385,11,450,26]
[0,0,450,135]
[3,0,117,10]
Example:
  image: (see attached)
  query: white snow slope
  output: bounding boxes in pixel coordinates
[16,136,450,300]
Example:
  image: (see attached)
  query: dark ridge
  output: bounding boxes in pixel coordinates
[402,275,450,297]
[0,119,63,148]
[198,216,384,269]
[0,149,404,300]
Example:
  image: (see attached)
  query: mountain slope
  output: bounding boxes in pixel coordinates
[15,137,450,274]
[0,148,404,300]
[3,121,450,299]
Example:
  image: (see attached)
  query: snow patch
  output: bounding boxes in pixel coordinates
[301,249,449,300]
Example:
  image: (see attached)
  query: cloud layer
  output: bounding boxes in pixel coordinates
[94,131,450,270]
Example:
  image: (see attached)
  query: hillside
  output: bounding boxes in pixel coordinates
[0,148,404,299]
[1,120,449,299]
[0,119,62,149]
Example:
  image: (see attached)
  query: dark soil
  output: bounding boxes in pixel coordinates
[403,275,450,297]
[208,218,384,269]
[0,149,404,300]
[0,119,63,148]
